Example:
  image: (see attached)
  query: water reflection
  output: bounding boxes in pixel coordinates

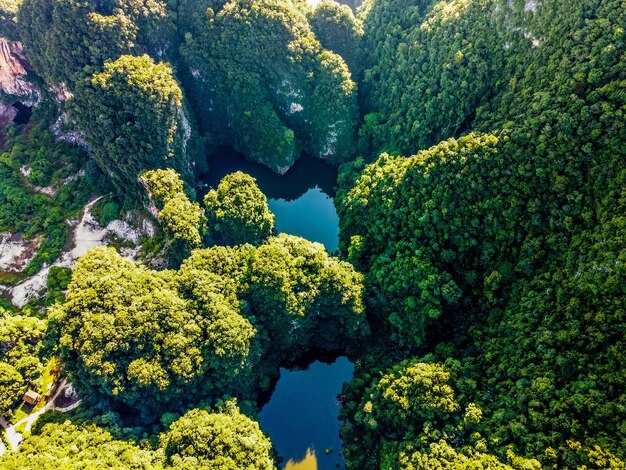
[285,448,318,470]
[201,146,340,251]
[268,187,339,252]
[259,357,354,470]
[203,146,337,201]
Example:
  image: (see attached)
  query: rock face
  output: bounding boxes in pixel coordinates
[0,38,40,125]
[0,38,39,101]
[0,197,156,307]
[0,101,17,125]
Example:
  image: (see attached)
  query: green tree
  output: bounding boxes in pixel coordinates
[204,172,275,246]
[51,246,256,417]
[0,361,23,415]
[357,361,459,439]
[0,0,21,40]
[162,402,276,469]
[0,418,157,468]
[382,440,517,470]
[308,0,363,72]
[18,0,177,86]
[70,55,200,203]
[338,0,626,466]
[0,311,46,392]
[18,0,136,85]
[247,234,366,357]
[180,0,358,172]
[142,168,206,263]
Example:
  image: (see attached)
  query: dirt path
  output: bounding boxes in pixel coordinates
[0,378,71,455]
[11,378,69,433]
[0,416,21,452]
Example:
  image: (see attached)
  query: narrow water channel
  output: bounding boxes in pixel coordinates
[201,148,350,468]
[201,147,340,251]
[259,357,355,470]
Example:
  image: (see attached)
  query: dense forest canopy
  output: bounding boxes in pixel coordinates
[336,0,626,467]
[0,0,624,468]
[180,0,358,171]
[69,55,203,203]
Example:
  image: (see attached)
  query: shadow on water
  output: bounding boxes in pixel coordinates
[200,146,340,251]
[202,146,338,201]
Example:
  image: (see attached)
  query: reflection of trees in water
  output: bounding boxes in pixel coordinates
[285,448,317,469]
[201,146,337,202]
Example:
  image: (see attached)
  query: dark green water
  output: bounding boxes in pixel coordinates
[201,147,340,251]
[259,357,355,470]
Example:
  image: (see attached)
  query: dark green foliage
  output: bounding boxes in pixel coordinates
[340,355,542,469]
[91,198,122,226]
[180,233,366,362]
[308,0,363,72]
[0,0,21,40]
[340,133,505,347]
[3,0,625,467]
[162,401,275,469]
[204,172,275,246]
[472,218,626,465]
[338,0,626,466]
[180,0,358,172]
[359,0,503,154]
[18,0,177,87]
[69,55,200,203]
[18,0,136,86]
[46,266,72,305]
[0,123,91,277]
[246,234,366,357]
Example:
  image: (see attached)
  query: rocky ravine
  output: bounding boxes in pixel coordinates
[0,197,156,308]
[0,37,40,125]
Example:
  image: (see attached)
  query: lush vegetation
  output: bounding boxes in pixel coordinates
[0,0,624,467]
[336,0,626,467]
[204,171,275,246]
[18,0,175,87]
[0,401,275,469]
[0,121,91,279]
[308,0,363,73]
[141,168,206,261]
[162,401,275,469]
[70,55,201,203]
[180,0,358,172]
[0,308,47,415]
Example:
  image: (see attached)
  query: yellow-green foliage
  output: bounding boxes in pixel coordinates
[204,172,275,246]
[162,401,275,469]
[51,237,365,415]
[338,0,626,467]
[71,56,198,202]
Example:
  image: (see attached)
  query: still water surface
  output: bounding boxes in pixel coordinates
[259,357,355,470]
[202,147,340,251]
[202,148,350,468]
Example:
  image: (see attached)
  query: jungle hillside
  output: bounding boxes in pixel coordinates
[0,0,624,468]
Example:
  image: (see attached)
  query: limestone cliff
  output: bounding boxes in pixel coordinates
[0,38,38,102]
